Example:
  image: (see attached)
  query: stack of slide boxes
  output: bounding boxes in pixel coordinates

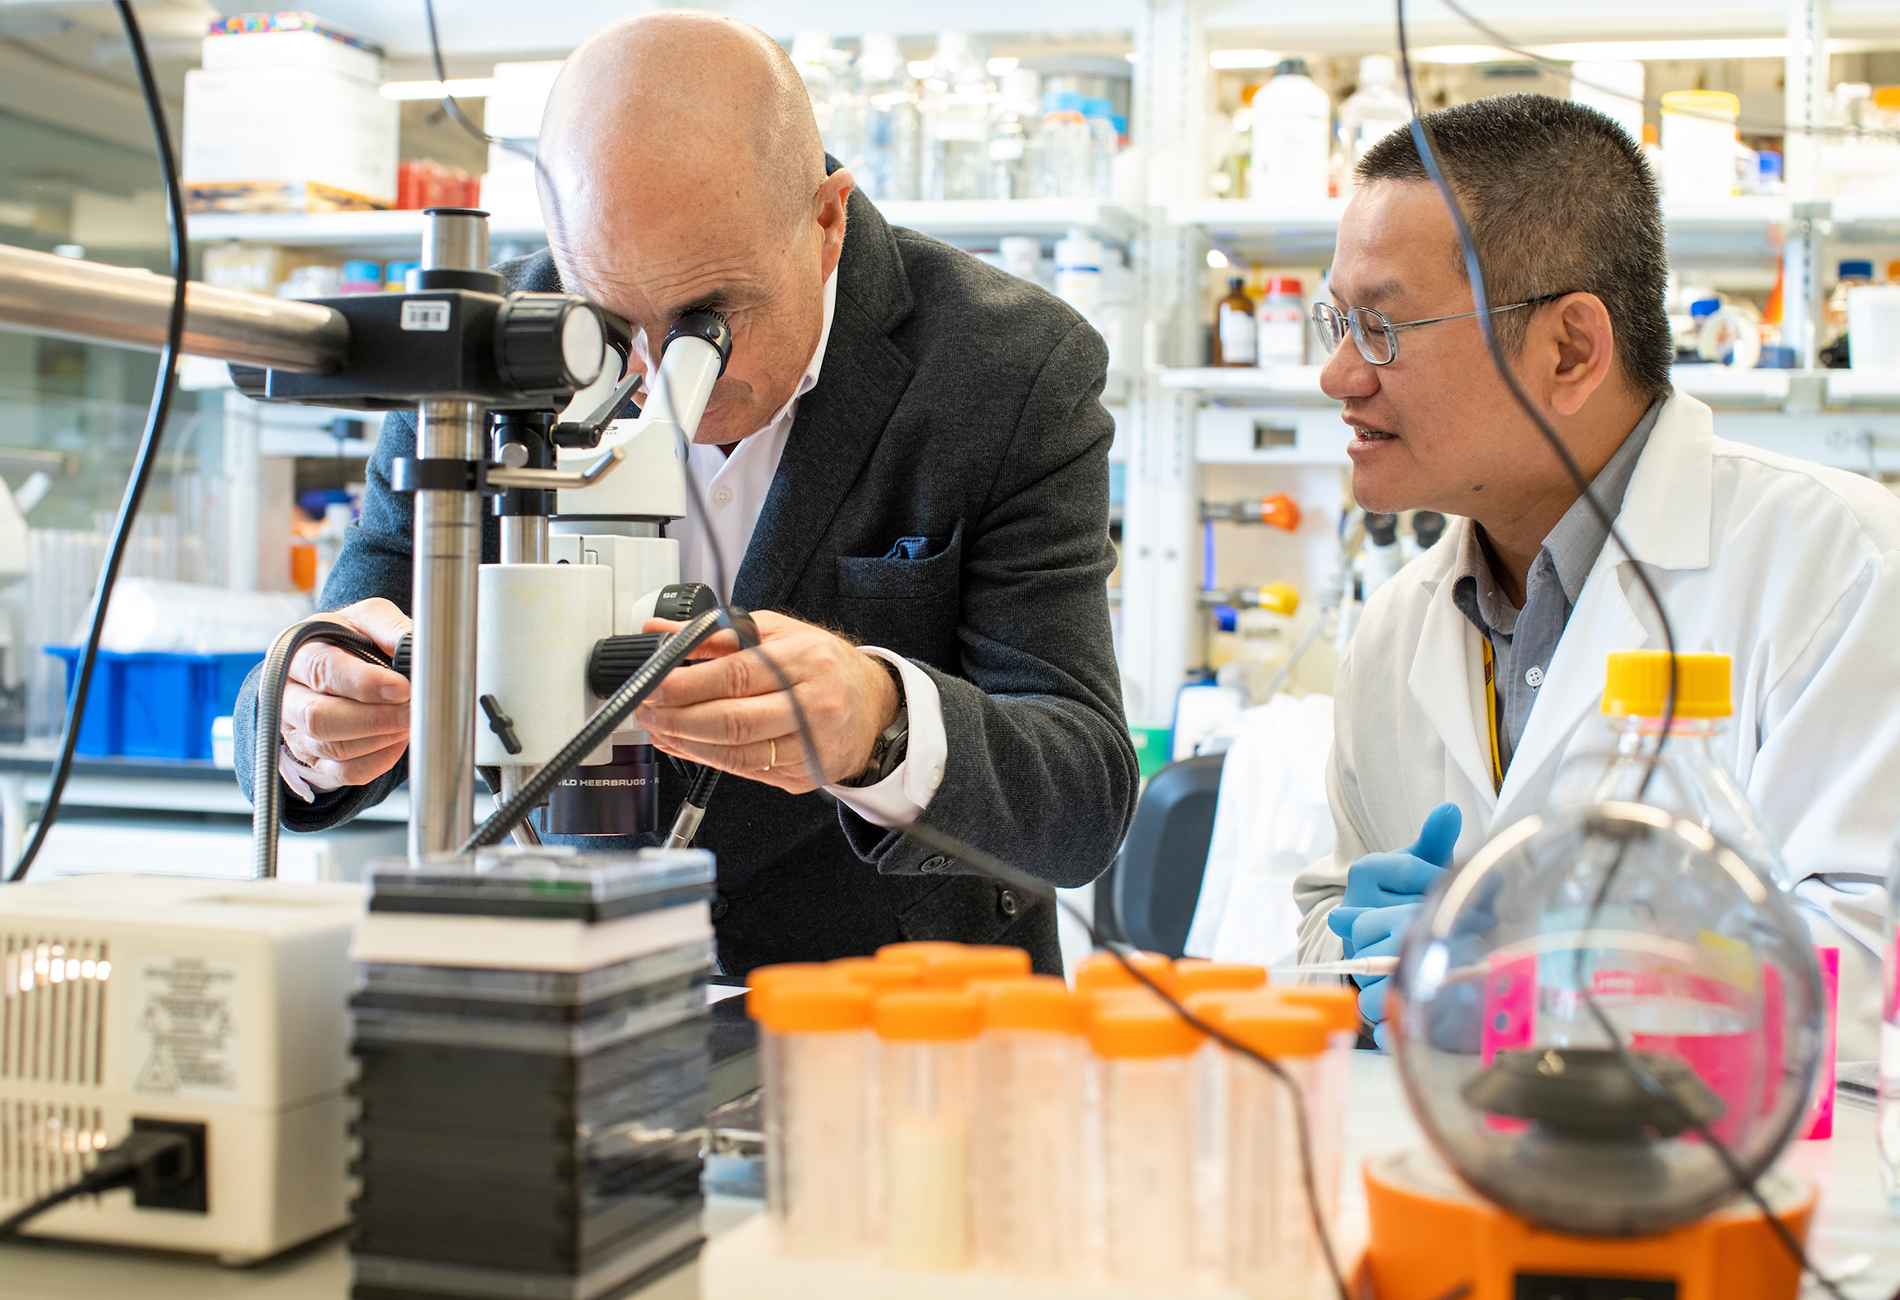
[346,849,715,1300]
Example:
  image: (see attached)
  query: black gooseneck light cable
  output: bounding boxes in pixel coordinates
[1393,6,1855,1297]
[8,0,187,884]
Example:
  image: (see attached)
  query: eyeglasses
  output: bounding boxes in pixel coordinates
[1310,294,1571,366]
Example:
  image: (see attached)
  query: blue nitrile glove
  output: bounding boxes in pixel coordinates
[1324,802,1462,1050]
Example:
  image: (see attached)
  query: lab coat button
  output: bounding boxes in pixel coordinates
[713,486,734,507]
[1525,665,1544,688]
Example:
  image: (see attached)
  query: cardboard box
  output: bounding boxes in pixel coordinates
[183,64,398,212]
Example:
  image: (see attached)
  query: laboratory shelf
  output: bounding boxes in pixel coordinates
[1161,365,1327,398]
[187,200,1141,255]
[1164,195,1881,266]
[189,208,549,256]
[1158,365,1843,410]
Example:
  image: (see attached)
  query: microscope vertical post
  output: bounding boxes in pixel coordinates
[406,210,490,859]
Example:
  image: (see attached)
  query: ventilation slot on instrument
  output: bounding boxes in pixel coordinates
[0,1098,107,1205]
[1,933,111,1088]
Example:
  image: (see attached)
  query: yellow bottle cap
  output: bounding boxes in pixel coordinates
[1173,959,1268,997]
[1256,579,1299,613]
[748,981,872,1033]
[873,989,983,1042]
[1073,950,1175,996]
[1661,89,1740,118]
[1602,650,1731,718]
[1201,995,1329,1059]
[1871,86,1900,111]
[1268,983,1361,1035]
[1088,988,1204,1058]
[975,975,1085,1034]
[912,945,1033,988]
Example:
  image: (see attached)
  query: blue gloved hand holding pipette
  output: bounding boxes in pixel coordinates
[1325,802,1461,1051]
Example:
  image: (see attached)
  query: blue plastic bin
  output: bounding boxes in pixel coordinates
[46,648,263,761]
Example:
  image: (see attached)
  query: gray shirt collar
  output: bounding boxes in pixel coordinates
[1541,397,1662,605]
[1452,396,1664,631]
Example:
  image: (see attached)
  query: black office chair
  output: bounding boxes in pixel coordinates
[1099,752,1225,957]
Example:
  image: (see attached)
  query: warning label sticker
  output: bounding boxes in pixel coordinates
[132,957,242,1099]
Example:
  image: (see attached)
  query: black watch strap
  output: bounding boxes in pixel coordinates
[840,659,909,788]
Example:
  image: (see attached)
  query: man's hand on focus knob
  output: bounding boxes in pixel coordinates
[279,597,413,789]
[635,610,899,795]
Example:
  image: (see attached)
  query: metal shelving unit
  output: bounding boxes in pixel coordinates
[188,199,1142,254]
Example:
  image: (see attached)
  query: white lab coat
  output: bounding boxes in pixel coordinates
[1294,392,1900,1061]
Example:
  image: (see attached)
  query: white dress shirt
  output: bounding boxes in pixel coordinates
[669,271,945,829]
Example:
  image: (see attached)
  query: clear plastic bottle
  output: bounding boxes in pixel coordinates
[1881,826,1900,1214]
[989,69,1042,202]
[751,979,876,1258]
[1556,650,1792,889]
[1083,97,1121,201]
[1338,55,1412,190]
[1092,989,1202,1284]
[1250,58,1332,203]
[1210,996,1331,1300]
[921,32,993,201]
[1039,91,1094,199]
[875,988,981,1271]
[856,33,920,201]
[972,977,1086,1276]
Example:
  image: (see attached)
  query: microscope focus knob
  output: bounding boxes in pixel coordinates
[589,634,667,699]
[494,293,607,395]
[653,583,719,622]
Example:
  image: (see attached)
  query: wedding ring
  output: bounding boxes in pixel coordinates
[764,737,776,772]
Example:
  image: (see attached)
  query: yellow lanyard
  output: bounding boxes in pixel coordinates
[1480,638,1503,793]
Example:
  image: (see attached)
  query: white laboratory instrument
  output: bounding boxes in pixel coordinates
[0,874,363,1263]
[475,313,731,839]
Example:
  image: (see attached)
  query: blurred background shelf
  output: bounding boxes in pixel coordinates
[187,199,1141,255]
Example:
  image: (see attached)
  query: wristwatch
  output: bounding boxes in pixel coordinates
[839,661,910,788]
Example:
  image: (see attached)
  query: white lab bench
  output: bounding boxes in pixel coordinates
[0,1054,1892,1300]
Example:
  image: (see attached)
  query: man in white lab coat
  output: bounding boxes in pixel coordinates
[1291,95,1898,1061]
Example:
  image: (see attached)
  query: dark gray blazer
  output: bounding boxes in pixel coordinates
[235,184,1137,977]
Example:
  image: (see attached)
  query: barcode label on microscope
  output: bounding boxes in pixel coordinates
[401,300,452,331]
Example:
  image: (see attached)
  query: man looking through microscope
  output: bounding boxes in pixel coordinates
[234,13,1137,975]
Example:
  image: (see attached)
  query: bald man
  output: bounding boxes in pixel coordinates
[233,14,1137,976]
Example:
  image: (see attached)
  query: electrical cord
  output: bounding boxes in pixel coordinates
[1393,6,1856,1297]
[7,0,186,884]
[251,620,401,879]
[420,0,536,162]
[0,1129,194,1240]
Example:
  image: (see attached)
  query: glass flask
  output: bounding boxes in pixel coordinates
[1391,803,1825,1236]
